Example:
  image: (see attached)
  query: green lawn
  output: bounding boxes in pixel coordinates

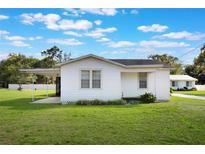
[175,90,205,96]
[1,89,205,145]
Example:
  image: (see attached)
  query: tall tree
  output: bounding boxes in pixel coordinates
[185,44,205,84]
[41,46,63,62]
[41,46,71,63]
[148,54,183,74]
[194,49,205,73]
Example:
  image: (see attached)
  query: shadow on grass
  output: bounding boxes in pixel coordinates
[0,95,148,111]
[0,95,62,110]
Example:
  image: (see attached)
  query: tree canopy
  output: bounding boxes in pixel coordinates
[148,54,183,74]
[184,44,205,84]
[0,46,71,84]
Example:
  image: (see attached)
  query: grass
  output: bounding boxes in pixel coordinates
[174,90,205,96]
[1,89,205,144]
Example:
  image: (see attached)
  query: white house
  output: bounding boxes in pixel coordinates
[170,75,197,90]
[20,54,171,103]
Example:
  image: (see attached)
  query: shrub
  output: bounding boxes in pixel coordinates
[139,92,156,103]
[17,86,22,91]
[170,87,174,93]
[107,99,127,105]
[75,99,127,105]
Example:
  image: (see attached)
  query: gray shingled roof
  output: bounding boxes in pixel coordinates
[109,59,170,67]
[57,54,170,68]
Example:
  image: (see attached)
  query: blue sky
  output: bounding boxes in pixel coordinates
[0,8,205,64]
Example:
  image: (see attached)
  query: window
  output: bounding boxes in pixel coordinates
[81,70,90,88]
[186,81,191,87]
[139,72,147,88]
[172,81,176,87]
[92,70,101,88]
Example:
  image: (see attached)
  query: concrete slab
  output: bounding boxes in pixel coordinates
[32,97,60,104]
[172,93,205,100]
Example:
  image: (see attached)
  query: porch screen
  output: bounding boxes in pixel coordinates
[139,72,147,88]
[81,70,90,88]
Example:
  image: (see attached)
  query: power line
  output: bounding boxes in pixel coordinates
[179,42,205,58]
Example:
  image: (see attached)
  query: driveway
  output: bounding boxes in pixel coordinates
[172,93,205,100]
[32,97,60,104]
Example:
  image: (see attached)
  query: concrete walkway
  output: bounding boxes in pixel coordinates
[32,97,60,104]
[172,93,205,100]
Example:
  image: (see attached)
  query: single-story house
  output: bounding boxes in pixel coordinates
[20,54,171,103]
[170,75,198,90]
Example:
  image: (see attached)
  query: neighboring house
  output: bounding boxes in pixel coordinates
[20,54,171,103]
[170,75,197,90]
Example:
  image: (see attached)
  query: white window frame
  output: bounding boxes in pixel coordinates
[80,69,102,89]
[92,70,101,89]
[80,70,90,89]
[139,72,148,89]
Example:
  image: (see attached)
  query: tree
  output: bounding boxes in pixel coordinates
[148,54,183,74]
[41,46,71,63]
[0,53,38,84]
[194,49,205,73]
[185,44,205,84]
[41,46,63,62]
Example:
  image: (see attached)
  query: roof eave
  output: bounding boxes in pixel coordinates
[56,54,169,69]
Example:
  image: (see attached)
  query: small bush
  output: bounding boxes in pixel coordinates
[17,86,22,91]
[75,99,127,105]
[170,87,174,93]
[107,99,127,105]
[139,92,156,103]
[184,87,188,90]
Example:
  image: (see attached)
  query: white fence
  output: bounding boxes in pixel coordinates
[9,84,56,90]
[195,85,205,91]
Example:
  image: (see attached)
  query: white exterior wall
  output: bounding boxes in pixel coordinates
[8,84,56,90]
[121,72,156,97]
[60,57,122,103]
[155,69,170,101]
[121,69,170,101]
[171,80,196,90]
[195,85,205,90]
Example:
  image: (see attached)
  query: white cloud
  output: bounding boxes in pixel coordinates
[106,41,136,48]
[130,9,139,15]
[85,27,117,38]
[0,30,9,35]
[153,31,205,40]
[0,15,9,20]
[84,31,105,38]
[63,31,82,37]
[28,36,43,41]
[94,20,102,25]
[95,27,117,33]
[58,19,92,30]
[47,38,83,46]
[20,13,92,31]
[3,35,42,41]
[9,41,30,47]
[0,53,8,60]
[62,9,81,17]
[139,40,190,48]
[82,8,117,16]
[96,37,110,42]
[4,35,25,41]
[20,13,60,25]
[137,24,168,32]
[63,8,118,16]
